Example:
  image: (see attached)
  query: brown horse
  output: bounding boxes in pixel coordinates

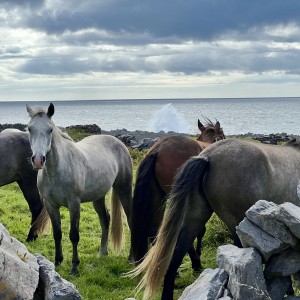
[132,138,300,299]
[131,119,225,270]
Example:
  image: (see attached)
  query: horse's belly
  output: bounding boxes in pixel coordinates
[204,162,300,232]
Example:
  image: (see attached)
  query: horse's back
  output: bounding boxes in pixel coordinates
[78,134,128,153]
[0,130,34,185]
[200,138,300,229]
[76,134,132,179]
[1,128,24,134]
[153,135,202,193]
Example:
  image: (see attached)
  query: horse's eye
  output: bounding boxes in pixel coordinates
[49,128,53,133]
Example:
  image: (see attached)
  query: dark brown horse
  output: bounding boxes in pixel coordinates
[133,138,300,299]
[0,129,49,241]
[131,119,225,270]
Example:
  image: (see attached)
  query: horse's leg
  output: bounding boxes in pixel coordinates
[69,201,81,275]
[162,197,212,300]
[45,201,63,267]
[188,207,213,272]
[113,179,134,261]
[93,197,110,256]
[149,184,166,242]
[17,178,43,241]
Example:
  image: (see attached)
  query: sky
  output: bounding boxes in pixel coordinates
[1,0,300,101]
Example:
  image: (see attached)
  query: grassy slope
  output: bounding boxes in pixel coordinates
[0,129,232,300]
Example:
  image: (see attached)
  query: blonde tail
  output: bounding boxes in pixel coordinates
[127,157,209,299]
[30,200,51,236]
[128,195,186,299]
[111,189,123,252]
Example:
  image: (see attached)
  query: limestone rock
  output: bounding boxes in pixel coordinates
[34,253,81,300]
[277,202,300,239]
[179,268,228,300]
[245,200,298,247]
[217,245,269,300]
[0,223,39,300]
[236,218,288,261]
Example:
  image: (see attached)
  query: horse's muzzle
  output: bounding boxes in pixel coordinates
[31,155,46,169]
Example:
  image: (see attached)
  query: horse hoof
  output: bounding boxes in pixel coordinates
[192,264,203,273]
[26,234,38,242]
[99,250,108,256]
[55,260,62,267]
[127,256,135,264]
[70,267,79,275]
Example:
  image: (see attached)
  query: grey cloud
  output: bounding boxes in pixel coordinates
[13,0,300,43]
[3,0,45,8]
[17,43,300,76]
[18,55,157,75]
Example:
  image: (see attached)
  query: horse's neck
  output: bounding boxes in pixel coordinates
[47,129,72,164]
[197,140,211,149]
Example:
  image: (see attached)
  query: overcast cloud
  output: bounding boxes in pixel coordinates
[1,0,300,101]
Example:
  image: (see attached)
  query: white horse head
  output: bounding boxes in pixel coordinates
[27,103,55,169]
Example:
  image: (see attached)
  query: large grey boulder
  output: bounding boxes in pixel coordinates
[236,218,288,261]
[277,202,300,239]
[179,268,228,300]
[0,223,39,299]
[265,276,292,300]
[245,200,298,247]
[264,248,300,278]
[217,245,270,300]
[34,254,81,300]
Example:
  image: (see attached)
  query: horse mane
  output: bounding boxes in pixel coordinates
[284,137,300,148]
[56,127,73,141]
[202,117,218,127]
[27,107,46,118]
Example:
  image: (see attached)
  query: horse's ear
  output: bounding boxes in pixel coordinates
[216,121,220,128]
[47,103,55,117]
[198,119,205,131]
[26,104,34,117]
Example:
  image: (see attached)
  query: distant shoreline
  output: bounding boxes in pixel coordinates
[1,123,298,145]
[0,96,300,104]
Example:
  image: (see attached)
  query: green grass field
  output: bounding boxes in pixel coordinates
[0,129,232,300]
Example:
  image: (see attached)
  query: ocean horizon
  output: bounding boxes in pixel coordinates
[0,97,300,135]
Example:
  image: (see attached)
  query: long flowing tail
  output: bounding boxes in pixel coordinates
[131,151,164,263]
[111,189,124,252]
[30,197,50,237]
[128,156,209,299]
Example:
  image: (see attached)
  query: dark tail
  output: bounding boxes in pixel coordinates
[131,151,165,264]
[129,156,209,299]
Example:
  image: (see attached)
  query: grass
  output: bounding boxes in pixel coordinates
[0,130,232,300]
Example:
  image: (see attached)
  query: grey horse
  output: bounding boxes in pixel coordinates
[26,103,133,274]
[0,128,48,241]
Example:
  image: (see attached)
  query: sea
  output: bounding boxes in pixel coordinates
[0,98,300,136]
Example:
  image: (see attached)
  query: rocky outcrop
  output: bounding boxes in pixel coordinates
[66,124,102,134]
[102,128,187,150]
[0,123,27,132]
[179,268,228,300]
[179,200,300,300]
[1,123,298,150]
[34,254,81,300]
[0,223,39,299]
[0,223,81,299]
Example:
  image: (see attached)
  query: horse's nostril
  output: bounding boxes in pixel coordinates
[42,156,46,163]
[31,156,35,164]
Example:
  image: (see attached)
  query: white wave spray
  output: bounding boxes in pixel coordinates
[148,103,188,133]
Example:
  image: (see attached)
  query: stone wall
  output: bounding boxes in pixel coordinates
[179,200,300,300]
[0,223,81,299]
